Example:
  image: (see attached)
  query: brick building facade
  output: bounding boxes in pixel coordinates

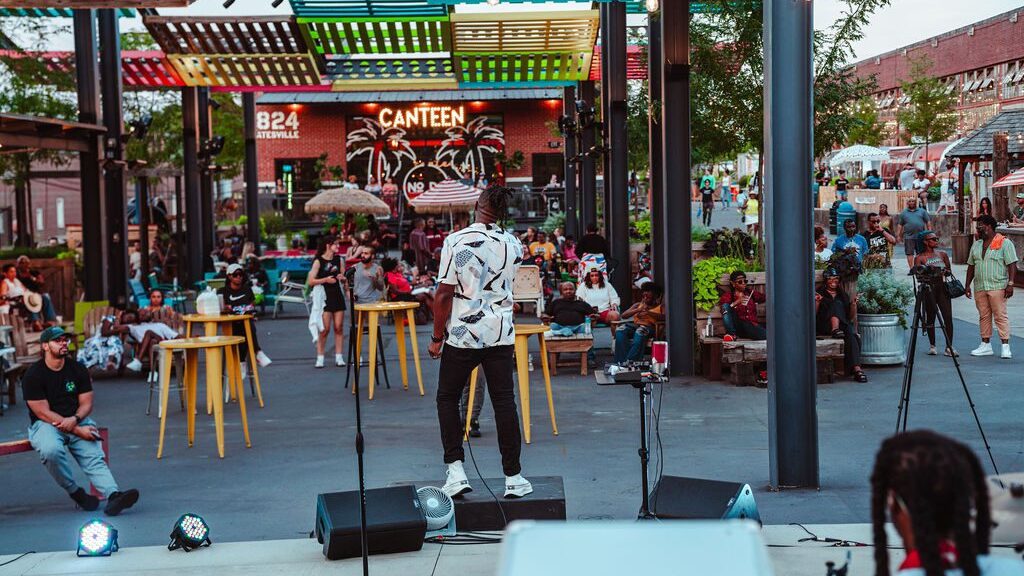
[254,91,564,220]
[853,7,1024,146]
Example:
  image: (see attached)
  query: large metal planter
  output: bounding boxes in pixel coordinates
[858,313,906,365]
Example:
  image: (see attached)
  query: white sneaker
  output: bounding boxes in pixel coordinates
[928,346,937,356]
[443,461,472,498]
[126,358,143,372]
[1001,344,1012,359]
[240,361,248,378]
[315,355,324,368]
[335,354,346,367]
[256,351,272,367]
[971,342,994,357]
[504,474,533,499]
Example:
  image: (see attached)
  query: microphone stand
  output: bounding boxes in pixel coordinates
[342,276,370,576]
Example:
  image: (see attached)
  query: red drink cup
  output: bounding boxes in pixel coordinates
[651,341,667,364]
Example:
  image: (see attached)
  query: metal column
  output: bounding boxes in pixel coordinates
[182,87,203,286]
[599,3,611,230]
[765,0,818,488]
[99,9,128,307]
[174,175,185,283]
[198,88,214,271]
[648,20,665,288]
[661,0,694,376]
[604,1,631,305]
[579,81,598,229]
[74,9,105,299]
[138,177,150,275]
[562,86,578,239]
[13,157,30,247]
[243,93,262,255]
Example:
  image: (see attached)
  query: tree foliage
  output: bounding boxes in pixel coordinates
[897,56,958,171]
[846,97,884,147]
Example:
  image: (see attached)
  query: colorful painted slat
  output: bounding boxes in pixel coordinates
[0,49,184,89]
[166,53,321,88]
[144,16,308,56]
[0,7,135,16]
[298,17,451,56]
[453,51,591,86]
[588,44,647,81]
[288,0,447,18]
[450,10,599,54]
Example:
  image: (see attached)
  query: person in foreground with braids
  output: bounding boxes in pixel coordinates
[871,430,1022,576]
[430,186,532,499]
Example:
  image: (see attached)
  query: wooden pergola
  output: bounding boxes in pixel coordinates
[0,113,105,154]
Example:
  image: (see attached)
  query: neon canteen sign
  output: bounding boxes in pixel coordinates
[379,105,465,129]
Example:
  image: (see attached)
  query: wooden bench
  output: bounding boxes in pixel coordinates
[698,271,846,385]
[1,427,109,496]
[544,335,593,376]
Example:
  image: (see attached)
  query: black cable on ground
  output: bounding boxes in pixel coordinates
[0,552,35,568]
[465,435,509,528]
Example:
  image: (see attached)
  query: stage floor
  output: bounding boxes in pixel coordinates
[1,523,1019,576]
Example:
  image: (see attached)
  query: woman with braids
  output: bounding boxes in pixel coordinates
[430,186,533,500]
[870,430,1020,576]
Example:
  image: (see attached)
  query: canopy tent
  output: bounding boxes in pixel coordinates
[992,170,1024,189]
[828,144,890,168]
[408,179,481,213]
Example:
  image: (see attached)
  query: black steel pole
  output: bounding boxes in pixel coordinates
[580,81,598,230]
[99,8,128,307]
[139,176,150,276]
[765,0,818,489]
[74,9,106,300]
[562,85,578,239]
[243,93,262,255]
[198,88,214,272]
[182,87,203,286]
[13,164,29,248]
[605,1,631,307]
[174,175,185,284]
[648,20,665,288]
[661,0,694,376]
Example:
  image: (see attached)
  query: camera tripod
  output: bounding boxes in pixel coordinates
[895,275,1001,476]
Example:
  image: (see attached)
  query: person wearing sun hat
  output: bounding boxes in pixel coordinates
[23,326,140,515]
[815,267,867,382]
[913,229,956,357]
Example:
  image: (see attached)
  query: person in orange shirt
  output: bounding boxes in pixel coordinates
[614,283,664,363]
[528,231,558,271]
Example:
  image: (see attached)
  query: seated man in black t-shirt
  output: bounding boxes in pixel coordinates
[815,268,867,383]
[24,327,139,515]
[542,282,596,337]
[218,264,272,368]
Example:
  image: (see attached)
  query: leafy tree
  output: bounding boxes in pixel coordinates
[897,56,958,173]
[846,97,884,147]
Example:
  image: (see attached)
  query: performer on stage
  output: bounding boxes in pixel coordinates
[429,186,533,499]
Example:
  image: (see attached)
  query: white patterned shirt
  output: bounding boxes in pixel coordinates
[438,222,523,349]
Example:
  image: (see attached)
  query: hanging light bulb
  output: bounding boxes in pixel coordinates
[487,0,500,5]
[645,0,659,11]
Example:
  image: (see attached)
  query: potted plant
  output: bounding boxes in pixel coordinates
[261,213,289,251]
[856,271,914,365]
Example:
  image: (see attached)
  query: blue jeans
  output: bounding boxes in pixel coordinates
[614,323,654,363]
[28,417,119,497]
[721,304,766,340]
[548,322,587,337]
[721,188,731,207]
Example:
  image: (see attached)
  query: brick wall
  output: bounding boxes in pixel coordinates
[256,98,562,185]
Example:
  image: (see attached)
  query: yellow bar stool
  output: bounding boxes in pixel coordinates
[463,324,557,444]
[157,336,251,459]
[183,313,265,410]
[352,301,424,400]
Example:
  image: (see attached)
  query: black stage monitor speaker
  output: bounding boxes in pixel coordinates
[649,476,761,523]
[315,485,427,560]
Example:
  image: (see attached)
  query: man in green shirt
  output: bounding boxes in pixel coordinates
[965,215,1018,359]
[1012,192,1024,224]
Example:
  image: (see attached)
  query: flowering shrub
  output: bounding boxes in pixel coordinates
[857,271,914,327]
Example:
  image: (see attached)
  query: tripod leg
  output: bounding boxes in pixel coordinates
[895,291,925,434]
[933,307,1002,477]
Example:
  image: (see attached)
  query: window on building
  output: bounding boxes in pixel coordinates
[35,207,43,233]
[531,153,564,188]
[56,197,65,229]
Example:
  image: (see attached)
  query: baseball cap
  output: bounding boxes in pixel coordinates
[226,263,243,275]
[1016,192,1024,199]
[39,326,71,343]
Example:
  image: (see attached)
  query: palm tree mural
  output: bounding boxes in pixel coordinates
[435,116,505,180]
[345,117,416,182]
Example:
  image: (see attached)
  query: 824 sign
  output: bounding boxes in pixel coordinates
[256,111,300,139]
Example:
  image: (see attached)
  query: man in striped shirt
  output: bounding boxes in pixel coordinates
[965,215,1018,359]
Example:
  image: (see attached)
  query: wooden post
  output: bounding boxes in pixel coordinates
[993,132,1010,222]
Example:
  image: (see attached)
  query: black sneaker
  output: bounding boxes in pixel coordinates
[469,420,481,438]
[70,487,100,511]
[104,489,139,516]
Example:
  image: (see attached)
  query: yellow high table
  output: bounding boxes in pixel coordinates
[183,313,265,409]
[156,336,250,459]
[352,301,424,399]
[465,323,557,444]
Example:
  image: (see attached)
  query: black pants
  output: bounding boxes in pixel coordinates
[922,281,954,347]
[702,201,714,226]
[819,300,861,370]
[231,320,259,361]
[436,344,521,476]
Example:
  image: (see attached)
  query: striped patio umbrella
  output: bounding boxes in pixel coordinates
[992,170,1024,188]
[408,179,481,214]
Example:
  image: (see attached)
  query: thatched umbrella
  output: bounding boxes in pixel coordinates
[303,188,391,216]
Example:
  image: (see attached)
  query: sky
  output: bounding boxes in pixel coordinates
[9,0,1024,64]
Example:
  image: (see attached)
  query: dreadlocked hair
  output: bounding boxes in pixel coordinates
[870,430,991,576]
[478,185,514,226]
